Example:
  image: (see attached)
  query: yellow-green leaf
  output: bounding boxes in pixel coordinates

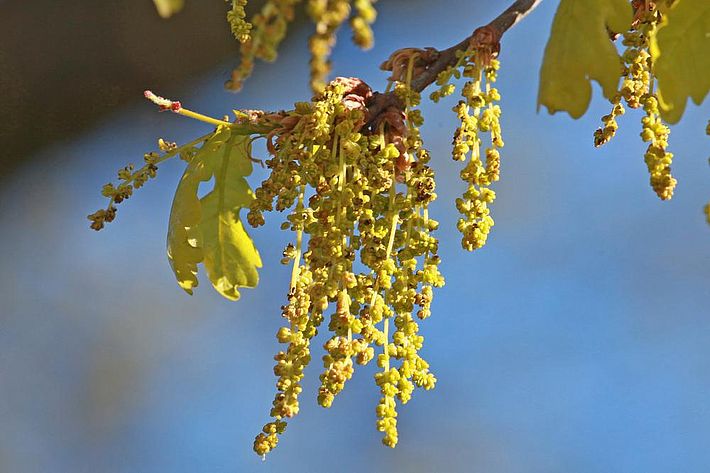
[166,127,261,300]
[538,0,633,118]
[650,0,710,124]
[199,133,262,301]
[166,153,208,295]
[153,0,185,18]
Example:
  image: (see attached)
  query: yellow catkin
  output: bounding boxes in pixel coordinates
[248,78,441,456]
[452,57,503,251]
[594,2,676,200]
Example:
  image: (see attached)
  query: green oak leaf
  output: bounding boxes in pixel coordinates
[650,0,710,124]
[166,147,208,295]
[538,0,632,118]
[199,131,262,301]
[166,127,261,300]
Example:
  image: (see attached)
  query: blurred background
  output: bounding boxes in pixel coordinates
[1,1,709,472]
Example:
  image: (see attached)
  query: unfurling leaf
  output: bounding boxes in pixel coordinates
[200,132,262,301]
[538,0,632,118]
[650,0,710,124]
[166,127,262,300]
[166,151,207,295]
[153,0,185,18]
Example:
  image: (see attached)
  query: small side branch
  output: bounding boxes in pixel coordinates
[366,0,542,126]
[487,0,544,39]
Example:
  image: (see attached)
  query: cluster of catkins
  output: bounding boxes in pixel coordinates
[87,144,169,230]
[594,1,676,200]
[227,0,378,93]
[247,77,443,456]
[451,58,503,251]
[88,44,506,456]
[429,48,504,252]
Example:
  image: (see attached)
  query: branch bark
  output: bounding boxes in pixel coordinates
[365,0,543,128]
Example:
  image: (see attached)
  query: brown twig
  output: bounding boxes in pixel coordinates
[365,0,543,129]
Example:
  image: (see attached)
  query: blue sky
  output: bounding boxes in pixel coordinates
[1,1,709,472]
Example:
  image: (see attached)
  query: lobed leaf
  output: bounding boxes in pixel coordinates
[166,127,262,300]
[199,132,262,301]
[650,0,710,124]
[538,0,632,118]
[166,151,208,295]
